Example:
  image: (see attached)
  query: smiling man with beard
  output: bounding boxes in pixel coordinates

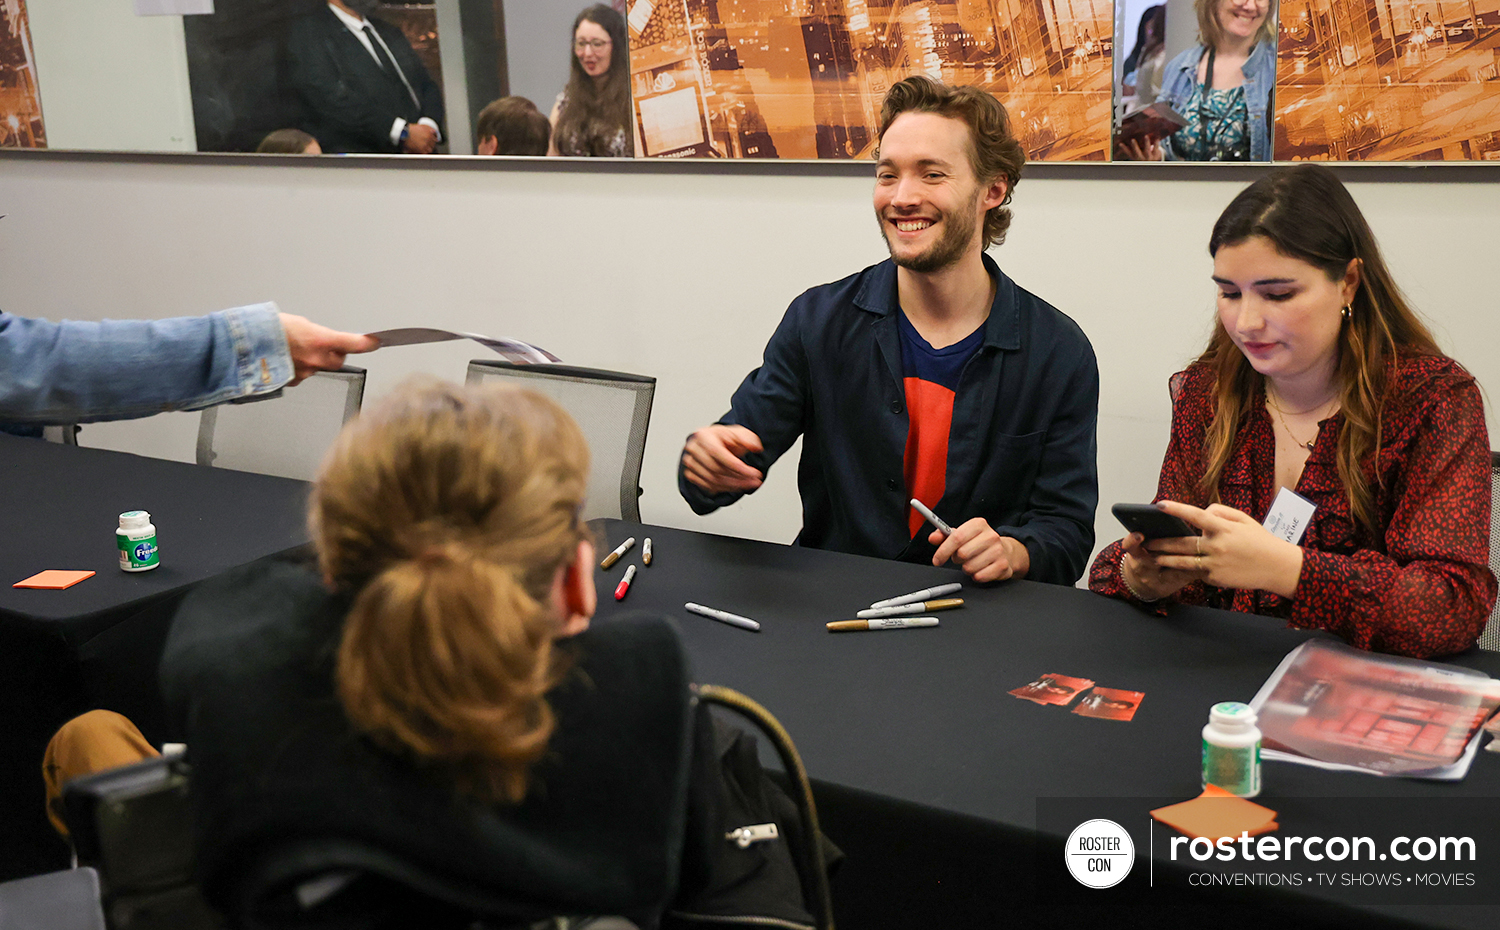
[679,76,1100,585]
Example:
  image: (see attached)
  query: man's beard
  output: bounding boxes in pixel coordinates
[344,0,381,16]
[877,193,982,274]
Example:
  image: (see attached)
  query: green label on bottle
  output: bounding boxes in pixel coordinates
[118,533,160,570]
[1202,738,1260,796]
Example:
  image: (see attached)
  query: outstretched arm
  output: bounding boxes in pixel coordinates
[0,304,377,424]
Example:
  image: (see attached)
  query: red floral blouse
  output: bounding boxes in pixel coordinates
[1089,355,1496,658]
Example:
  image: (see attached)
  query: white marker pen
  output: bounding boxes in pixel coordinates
[600,536,636,569]
[870,582,963,609]
[684,602,761,632]
[856,598,962,619]
[910,498,954,535]
[643,537,653,566]
[828,617,940,632]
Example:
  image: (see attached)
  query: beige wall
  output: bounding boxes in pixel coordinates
[1,156,1495,577]
[27,0,196,151]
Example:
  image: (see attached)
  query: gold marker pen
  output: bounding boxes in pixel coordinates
[828,617,941,632]
[643,537,653,566]
[600,536,636,569]
[856,598,963,619]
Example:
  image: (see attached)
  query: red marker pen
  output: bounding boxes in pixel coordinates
[614,564,637,601]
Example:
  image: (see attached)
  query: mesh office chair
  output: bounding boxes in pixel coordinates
[465,361,655,522]
[1478,452,1500,653]
[196,368,365,481]
[0,867,106,930]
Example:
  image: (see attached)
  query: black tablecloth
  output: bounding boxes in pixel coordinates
[0,434,310,880]
[590,520,1500,929]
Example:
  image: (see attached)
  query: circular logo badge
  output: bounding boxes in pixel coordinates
[1065,819,1134,889]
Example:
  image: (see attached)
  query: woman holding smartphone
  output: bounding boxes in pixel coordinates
[1089,164,1494,658]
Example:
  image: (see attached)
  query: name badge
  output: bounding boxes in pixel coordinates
[1263,487,1315,545]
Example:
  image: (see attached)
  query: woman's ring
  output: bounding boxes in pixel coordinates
[1196,537,1203,556]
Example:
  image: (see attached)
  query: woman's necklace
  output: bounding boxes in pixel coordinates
[1265,385,1333,452]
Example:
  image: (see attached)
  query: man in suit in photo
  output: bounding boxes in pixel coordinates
[285,0,445,154]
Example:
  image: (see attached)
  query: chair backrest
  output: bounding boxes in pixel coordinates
[1479,452,1500,652]
[465,360,655,522]
[61,756,221,930]
[42,424,79,445]
[196,368,365,481]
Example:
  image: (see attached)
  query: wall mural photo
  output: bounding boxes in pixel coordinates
[625,0,1114,162]
[1276,0,1500,160]
[8,0,1500,161]
[0,0,44,148]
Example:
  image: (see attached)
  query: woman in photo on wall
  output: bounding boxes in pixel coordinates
[1121,0,1277,161]
[549,4,634,157]
[1120,4,1168,108]
[1089,164,1495,659]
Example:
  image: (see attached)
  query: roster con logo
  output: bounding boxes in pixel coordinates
[1167,831,1476,864]
[1066,819,1135,889]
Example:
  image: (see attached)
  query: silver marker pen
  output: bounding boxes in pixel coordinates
[684,602,761,632]
[870,582,963,609]
[910,498,954,535]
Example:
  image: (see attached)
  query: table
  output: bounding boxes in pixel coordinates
[590,520,1500,929]
[0,434,311,881]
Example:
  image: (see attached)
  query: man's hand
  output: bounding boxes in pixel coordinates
[930,518,1029,583]
[681,424,765,494]
[402,122,438,154]
[277,313,381,385]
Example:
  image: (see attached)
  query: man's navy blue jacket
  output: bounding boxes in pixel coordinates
[679,256,1100,586]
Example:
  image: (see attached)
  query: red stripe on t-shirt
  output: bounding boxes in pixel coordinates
[904,376,956,538]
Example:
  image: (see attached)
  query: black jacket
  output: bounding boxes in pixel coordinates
[680,255,1100,585]
[162,557,696,924]
[284,7,444,153]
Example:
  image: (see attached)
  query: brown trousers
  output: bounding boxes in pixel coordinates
[42,709,159,838]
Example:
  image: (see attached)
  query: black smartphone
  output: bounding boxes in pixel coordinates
[1111,503,1199,540]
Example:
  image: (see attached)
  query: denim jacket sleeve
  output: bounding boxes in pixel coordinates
[0,303,294,424]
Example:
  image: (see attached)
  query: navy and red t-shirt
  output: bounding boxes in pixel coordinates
[897,309,984,539]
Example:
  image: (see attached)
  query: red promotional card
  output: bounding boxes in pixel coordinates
[1010,673,1095,706]
[1072,687,1145,722]
[13,570,95,590]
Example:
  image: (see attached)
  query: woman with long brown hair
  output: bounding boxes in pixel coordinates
[549,5,633,157]
[1090,164,1494,658]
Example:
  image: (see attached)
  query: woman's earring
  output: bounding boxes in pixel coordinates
[1340,304,1353,321]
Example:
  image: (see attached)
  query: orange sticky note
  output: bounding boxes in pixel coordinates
[1150,784,1279,842]
[13,570,96,590]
